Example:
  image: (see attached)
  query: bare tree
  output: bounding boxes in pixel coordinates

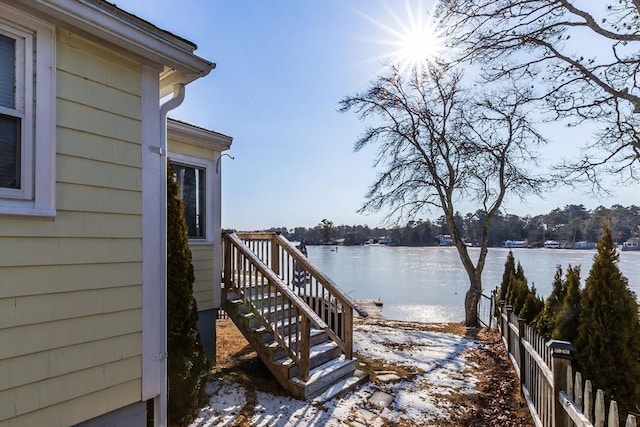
[340,65,548,326]
[439,0,640,189]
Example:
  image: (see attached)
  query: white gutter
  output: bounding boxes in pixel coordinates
[157,83,185,427]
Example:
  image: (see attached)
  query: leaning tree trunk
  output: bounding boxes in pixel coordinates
[464,276,482,327]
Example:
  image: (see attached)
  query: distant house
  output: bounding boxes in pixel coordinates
[0,2,230,426]
[622,236,640,251]
[573,241,596,250]
[503,240,527,248]
[438,234,453,246]
[544,240,560,249]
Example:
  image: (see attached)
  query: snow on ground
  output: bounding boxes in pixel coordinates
[190,321,480,426]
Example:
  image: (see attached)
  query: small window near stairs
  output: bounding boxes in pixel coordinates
[170,161,207,239]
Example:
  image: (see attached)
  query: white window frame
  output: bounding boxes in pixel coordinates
[168,152,214,244]
[0,5,56,217]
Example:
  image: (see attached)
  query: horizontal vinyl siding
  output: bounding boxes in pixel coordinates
[169,140,215,160]
[190,245,215,311]
[0,29,143,426]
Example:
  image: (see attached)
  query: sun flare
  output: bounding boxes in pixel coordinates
[393,20,446,75]
[354,1,449,78]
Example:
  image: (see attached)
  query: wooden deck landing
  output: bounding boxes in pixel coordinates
[355,299,386,322]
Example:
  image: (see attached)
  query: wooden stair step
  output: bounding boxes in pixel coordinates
[312,369,370,402]
[275,341,343,378]
[288,357,358,399]
[262,328,329,360]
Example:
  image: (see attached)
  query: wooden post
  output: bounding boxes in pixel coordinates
[547,340,575,427]
[498,300,506,337]
[518,317,526,393]
[222,233,232,308]
[271,234,280,276]
[506,305,514,356]
[344,306,353,359]
[299,315,311,382]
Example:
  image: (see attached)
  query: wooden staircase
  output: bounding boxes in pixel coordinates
[222,232,369,400]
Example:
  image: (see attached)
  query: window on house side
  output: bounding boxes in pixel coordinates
[0,6,55,217]
[0,33,22,191]
[171,162,206,239]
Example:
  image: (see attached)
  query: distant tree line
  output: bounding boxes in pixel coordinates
[263,204,640,247]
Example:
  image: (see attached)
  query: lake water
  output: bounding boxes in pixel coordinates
[306,245,640,323]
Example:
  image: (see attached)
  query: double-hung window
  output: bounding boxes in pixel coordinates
[170,161,207,240]
[0,5,55,217]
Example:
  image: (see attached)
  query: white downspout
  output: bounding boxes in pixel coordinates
[157,83,185,427]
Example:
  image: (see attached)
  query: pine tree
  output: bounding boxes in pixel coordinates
[551,265,581,343]
[520,284,544,324]
[575,223,640,416]
[532,265,566,339]
[498,250,516,302]
[167,164,210,425]
[511,276,529,316]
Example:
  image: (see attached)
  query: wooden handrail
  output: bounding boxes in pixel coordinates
[233,231,368,360]
[272,233,369,317]
[225,233,328,329]
[223,232,329,380]
[235,232,368,317]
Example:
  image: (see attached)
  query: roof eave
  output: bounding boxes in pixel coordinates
[24,0,214,84]
[168,118,233,152]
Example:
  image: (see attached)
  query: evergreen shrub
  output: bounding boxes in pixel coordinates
[575,223,640,416]
[167,164,210,426]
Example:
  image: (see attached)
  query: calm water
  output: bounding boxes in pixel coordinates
[306,245,640,323]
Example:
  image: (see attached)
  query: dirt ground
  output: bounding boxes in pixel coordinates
[213,319,534,426]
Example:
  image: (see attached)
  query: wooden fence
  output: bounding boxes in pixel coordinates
[496,302,638,427]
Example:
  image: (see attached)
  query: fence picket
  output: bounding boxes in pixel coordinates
[584,380,593,423]
[494,301,639,427]
[608,401,619,427]
[595,389,605,427]
[575,372,583,412]
[567,365,574,401]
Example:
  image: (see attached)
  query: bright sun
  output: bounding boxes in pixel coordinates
[355,1,448,78]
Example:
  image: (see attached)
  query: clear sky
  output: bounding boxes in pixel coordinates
[115,0,640,230]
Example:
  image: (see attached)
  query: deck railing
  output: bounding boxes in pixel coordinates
[222,232,329,380]
[497,302,638,427]
[231,232,368,359]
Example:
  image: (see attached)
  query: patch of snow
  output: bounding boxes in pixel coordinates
[190,379,246,427]
[190,321,481,426]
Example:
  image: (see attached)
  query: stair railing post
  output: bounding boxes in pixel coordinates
[222,233,232,308]
[300,315,311,382]
[547,340,575,427]
[344,305,353,359]
[271,234,280,277]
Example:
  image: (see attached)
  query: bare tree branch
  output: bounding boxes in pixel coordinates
[440,0,640,186]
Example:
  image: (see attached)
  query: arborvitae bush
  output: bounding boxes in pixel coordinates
[498,250,516,303]
[520,284,544,324]
[505,262,527,304]
[167,164,210,426]
[575,223,640,417]
[511,276,530,316]
[551,265,581,343]
[532,265,567,339]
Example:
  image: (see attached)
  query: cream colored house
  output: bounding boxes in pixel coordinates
[0,1,230,426]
